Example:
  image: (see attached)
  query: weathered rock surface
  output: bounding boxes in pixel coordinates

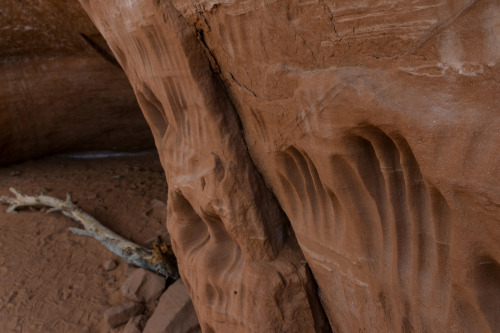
[79,0,500,332]
[79,0,329,332]
[0,0,154,165]
[143,279,201,333]
[121,268,165,303]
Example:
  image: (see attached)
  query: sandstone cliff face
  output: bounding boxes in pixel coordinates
[0,1,154,165]
[79,1,328,332]
[79,0,500,332]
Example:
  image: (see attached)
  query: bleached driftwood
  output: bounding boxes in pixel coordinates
[0,187,178,279]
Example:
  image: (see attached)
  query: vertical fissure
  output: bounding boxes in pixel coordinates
[189,12,334,332]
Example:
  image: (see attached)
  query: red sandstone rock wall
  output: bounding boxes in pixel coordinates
[79,0,499,332]
[0,1,154,165]
[79,0,328,331]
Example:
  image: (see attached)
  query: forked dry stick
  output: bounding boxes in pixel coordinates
[0,187,179,279]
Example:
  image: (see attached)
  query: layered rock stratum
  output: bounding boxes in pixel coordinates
[27,0,500,332]
[0,0,154,165]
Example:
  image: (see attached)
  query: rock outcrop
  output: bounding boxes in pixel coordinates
[0,0,154,165]
[79,0,500,332]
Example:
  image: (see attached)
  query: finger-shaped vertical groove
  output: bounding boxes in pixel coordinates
[168,190,244,321]
[475,255,500,331]
[136,85,168,141]
[276,147,336,244]
[274,124,456,331]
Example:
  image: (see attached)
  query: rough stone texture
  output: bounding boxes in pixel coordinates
[0,0,154,165]
[121,268,166,303]
[123,315,146,333]
[143,279,201,333]
[79,1,329,332]
[104,302,145,329]
[79,0,500,332]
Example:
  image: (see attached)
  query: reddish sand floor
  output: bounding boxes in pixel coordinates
[0,152,168,332]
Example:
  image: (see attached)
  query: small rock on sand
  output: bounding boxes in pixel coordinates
[104,302,145,328]
[121,268,165,303]
[103,259,117,271]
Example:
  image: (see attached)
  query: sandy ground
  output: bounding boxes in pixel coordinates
[0,151,168,332]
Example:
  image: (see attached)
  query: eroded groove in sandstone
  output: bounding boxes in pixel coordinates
[475,256,500,330]
[272,125,491,331]
[136,86,169,140]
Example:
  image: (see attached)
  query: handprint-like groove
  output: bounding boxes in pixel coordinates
[275,125,454,331]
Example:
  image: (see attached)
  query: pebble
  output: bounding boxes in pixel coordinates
[151,199,166,208]
[102,259,117,271]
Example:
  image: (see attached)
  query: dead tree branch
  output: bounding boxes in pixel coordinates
[0,187,178,279]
